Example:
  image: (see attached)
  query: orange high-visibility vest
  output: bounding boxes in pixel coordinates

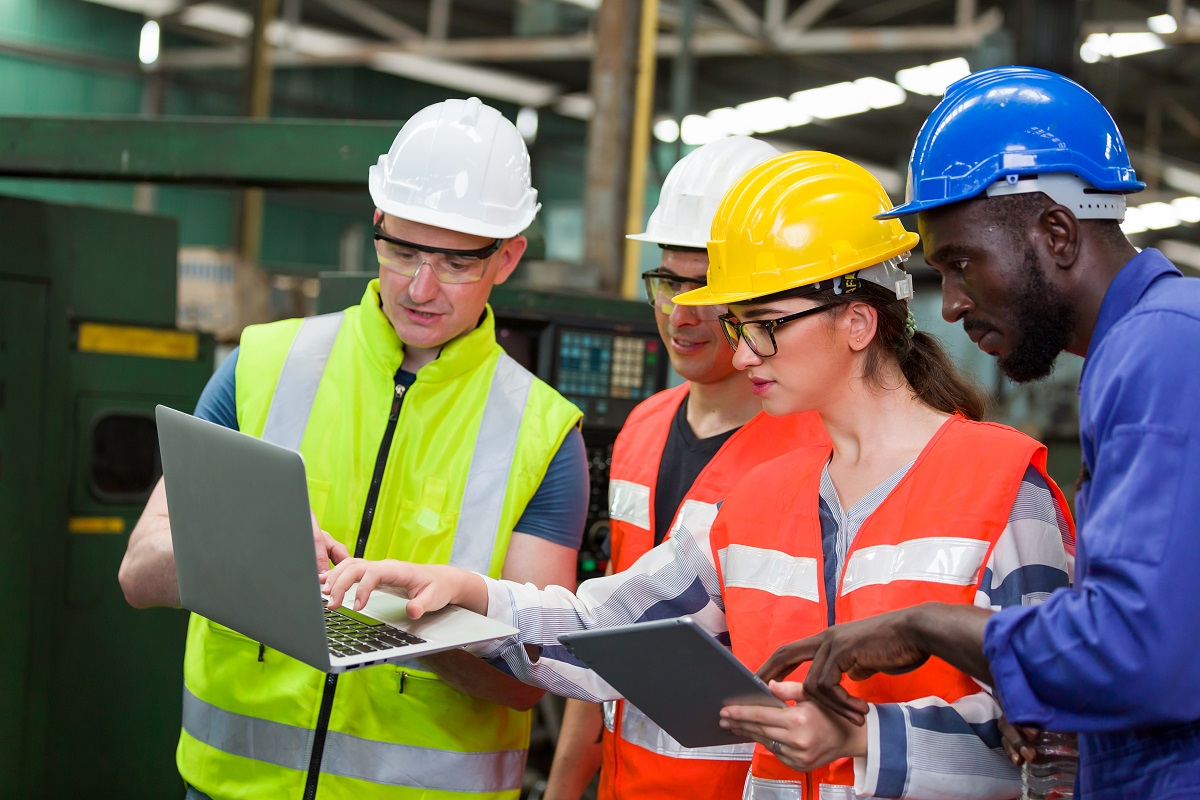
[712,416,1073,799]
[602,383,828,800]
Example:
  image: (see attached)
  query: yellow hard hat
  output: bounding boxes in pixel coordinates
[674,151,919,306]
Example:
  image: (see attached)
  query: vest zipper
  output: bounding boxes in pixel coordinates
[302,376,408,800]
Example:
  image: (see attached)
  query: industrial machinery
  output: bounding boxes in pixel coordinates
[318,273,673,581]
[1,195,215,798]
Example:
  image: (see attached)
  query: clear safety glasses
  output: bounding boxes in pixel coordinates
[373,219,503,284]
[717,304,836,357]
[641,270,724,320]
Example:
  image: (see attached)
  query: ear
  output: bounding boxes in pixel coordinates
[1039,205,1081,269]
[491,235,528,285]
[842,300,878,352]
[373,208,383,225]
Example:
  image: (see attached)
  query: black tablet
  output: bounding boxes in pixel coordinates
[557,616,786,748]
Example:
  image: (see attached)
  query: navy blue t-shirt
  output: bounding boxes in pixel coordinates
[194,348,587,548]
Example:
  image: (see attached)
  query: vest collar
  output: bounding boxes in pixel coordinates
[356,279,499,383]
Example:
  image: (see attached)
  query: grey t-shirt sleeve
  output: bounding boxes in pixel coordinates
[193,347,239,430]
[512,426,588,549]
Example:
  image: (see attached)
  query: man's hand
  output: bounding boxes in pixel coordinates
[999,715,1040,767]
[720,681,867,771]
[756,612,930,726]
[756,604,995,726]
[311,509,349,574]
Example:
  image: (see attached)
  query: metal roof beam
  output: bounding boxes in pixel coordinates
[159,11,1004,69]
[785,0,841,32]
[708,0,761,36]
[309,0,422,41]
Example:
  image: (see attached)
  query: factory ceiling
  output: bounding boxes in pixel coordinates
[82,0,1200,260]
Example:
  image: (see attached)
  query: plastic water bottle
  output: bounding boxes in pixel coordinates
[1021,730,1078,800]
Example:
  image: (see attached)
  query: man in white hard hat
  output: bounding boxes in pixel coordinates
[119,97,587,800]
[543,137,828,800]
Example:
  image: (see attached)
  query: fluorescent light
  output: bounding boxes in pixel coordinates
[1138,201,1181,230]
[1121,207,1148,234]
[1171,195,1200,223]
[791,82,870,119]
[706,107,756,136]
[680,114,726,146]
[895,57,970,97]
[1148,14,1178,34]
[139,19,160,64]
[854,76,906,109]
[1080,32,1166,62]
[516,106,538,143]
[653,118,680,143]
[736,96,809,133]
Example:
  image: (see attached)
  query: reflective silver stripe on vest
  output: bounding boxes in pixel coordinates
[817,785,860,800]
[261,312,345,451]
[720,544,820,601]
[602,700,616,733]
[620,703,753,761]
[840,537,991,596]
[183,686,525,792]
[450,353,534,573]
[609,479,651,529]
[745,775,803,799]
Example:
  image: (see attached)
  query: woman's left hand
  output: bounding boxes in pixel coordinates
[720,680,869,772]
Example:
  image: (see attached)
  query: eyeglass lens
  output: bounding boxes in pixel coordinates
[375,239,491,284]
[643,274,723,320]
[720,318,778,357]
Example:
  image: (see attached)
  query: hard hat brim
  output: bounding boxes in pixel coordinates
[372,195,540,240]
[673,284,759,306]
[626,231,708,249]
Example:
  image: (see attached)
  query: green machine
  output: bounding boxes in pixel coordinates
[0,195,214,798]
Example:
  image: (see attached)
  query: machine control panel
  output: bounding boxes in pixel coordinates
[554,328,662,430]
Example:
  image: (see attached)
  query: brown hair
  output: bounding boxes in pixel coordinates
[808,280,989,421]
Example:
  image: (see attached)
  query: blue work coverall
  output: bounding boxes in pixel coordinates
[984,248,1200,799]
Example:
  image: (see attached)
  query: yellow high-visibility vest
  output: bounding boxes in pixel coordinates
[177,281,581,800]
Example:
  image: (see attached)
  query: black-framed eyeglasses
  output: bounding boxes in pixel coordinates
[373,219,503,284]
[641,269,722,320]
[717,304,836,357]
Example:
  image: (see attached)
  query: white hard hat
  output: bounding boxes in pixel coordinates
[369,97,541,239]
[629,136,780,249]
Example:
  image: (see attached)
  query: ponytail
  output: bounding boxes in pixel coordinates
[809,280,989,420]
[899,330,988,421]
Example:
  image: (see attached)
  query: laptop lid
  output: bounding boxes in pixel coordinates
[158,404,332,670]
[156,405,518,673]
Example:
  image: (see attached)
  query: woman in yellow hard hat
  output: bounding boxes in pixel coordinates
[673,151,1075,798]
[322,151,1075,799]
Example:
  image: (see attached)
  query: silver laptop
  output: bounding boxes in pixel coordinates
[156,404,518,674]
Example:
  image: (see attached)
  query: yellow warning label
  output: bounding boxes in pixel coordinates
[68,516,126,535]
[77,322,199,360]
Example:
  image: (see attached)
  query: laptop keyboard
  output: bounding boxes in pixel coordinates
[323,602,426,658]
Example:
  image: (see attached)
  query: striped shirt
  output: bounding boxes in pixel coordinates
[476,465,1073,799]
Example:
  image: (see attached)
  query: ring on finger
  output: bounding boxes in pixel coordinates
[770,739,784,757]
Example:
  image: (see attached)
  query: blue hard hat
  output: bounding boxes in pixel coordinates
[880,66,1145,219]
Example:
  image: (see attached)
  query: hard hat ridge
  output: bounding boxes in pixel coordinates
[629,136,780,249]
[673,151,919,307]
[369,97,540,239]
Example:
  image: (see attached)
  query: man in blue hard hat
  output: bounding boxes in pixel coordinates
[755,66,1200,798]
